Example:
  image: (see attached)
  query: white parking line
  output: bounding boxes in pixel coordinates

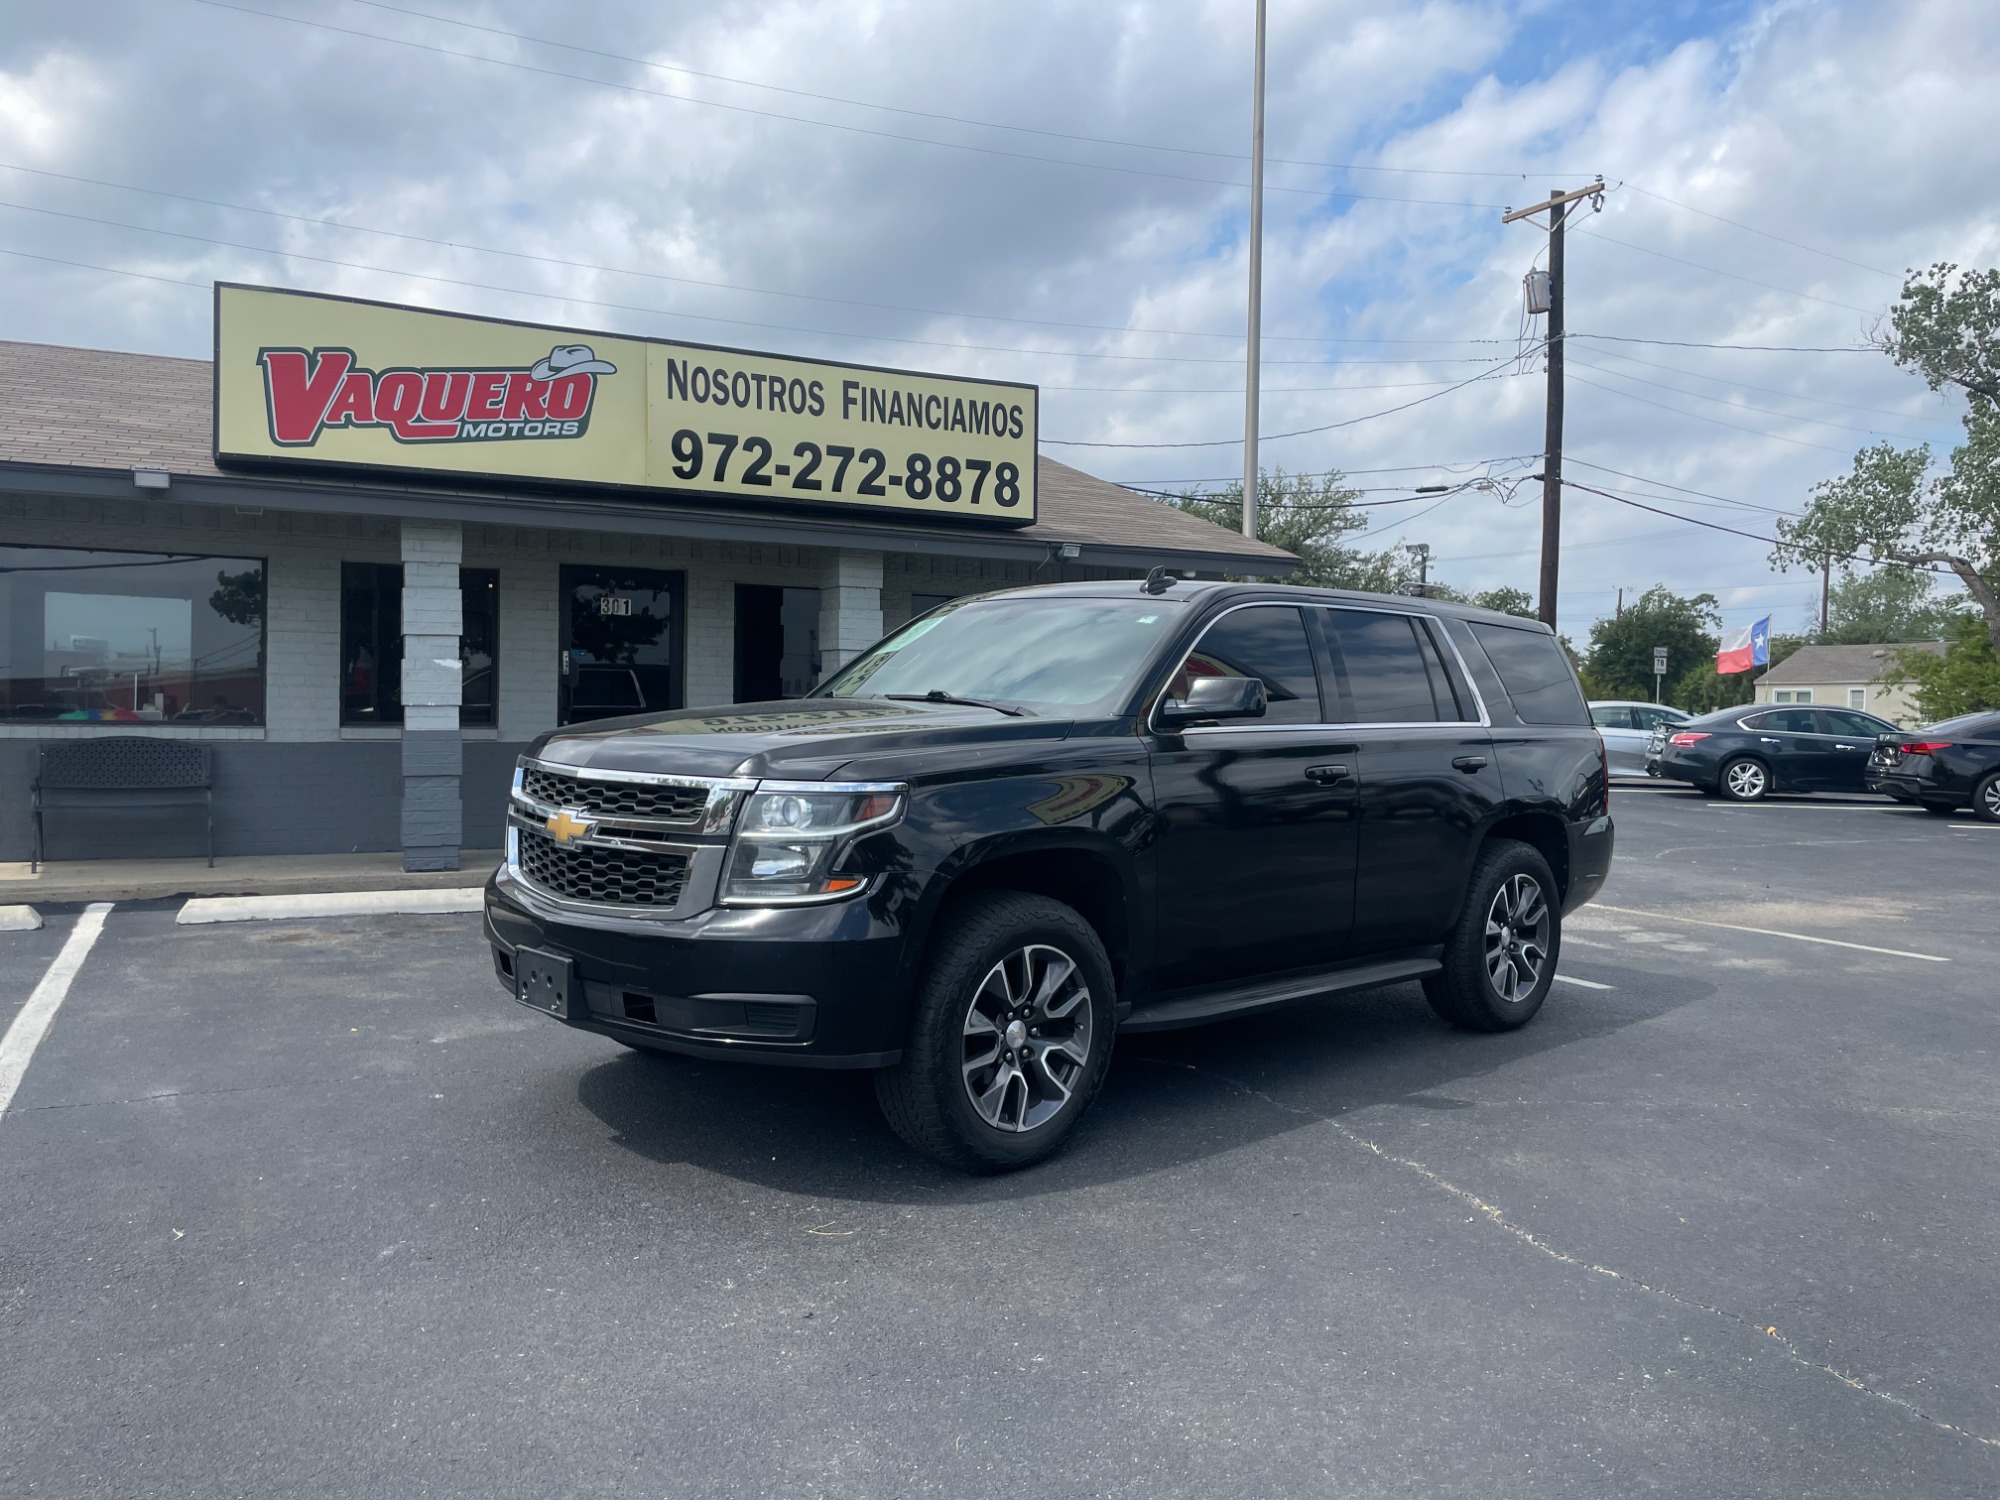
[1553,974,1614,990]
[1589,903,1950,962]
[0,902,112,1119]
[1703,802,1911,812]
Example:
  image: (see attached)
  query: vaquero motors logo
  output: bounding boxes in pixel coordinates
[255,343,617,446]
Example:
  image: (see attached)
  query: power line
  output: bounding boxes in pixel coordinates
[1573,227,1879,315]
[1565,353,1941,442]
[346,0,1569,182]
[1560,458,1799,518]
[1623,183,1900,278]
[1117,454,1540,485]
[1568,334,1874,353]
[0,220,1500,368]
[1044,349,1536,446]
[0,162,1512,349]
[184,0,1508,211]
[1581,344,1947,420]
[1563,478,1948,574]
[1566,371,1854,455]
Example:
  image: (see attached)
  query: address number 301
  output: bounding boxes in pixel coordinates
[667,429,1022,507]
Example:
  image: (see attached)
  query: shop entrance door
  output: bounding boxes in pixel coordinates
[558,565,684,725]
[733,585,821,702]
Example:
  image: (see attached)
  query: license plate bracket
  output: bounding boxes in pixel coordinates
[515,947,581,1021]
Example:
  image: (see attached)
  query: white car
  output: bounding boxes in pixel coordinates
[1590,700,1691,775]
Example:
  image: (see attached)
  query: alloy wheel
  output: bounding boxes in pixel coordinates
[961,943,1094,1132]
[1725,760,1767,799]
[1483,873,1550,1005]
[1983,777,2000,821]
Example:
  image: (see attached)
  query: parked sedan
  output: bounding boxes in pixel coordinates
[1591,700,1690,774]
[1866,711,2000,821]
[1650,704,1900,801]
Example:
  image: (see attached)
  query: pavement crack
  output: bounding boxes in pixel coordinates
[1145,1056,2000,1451]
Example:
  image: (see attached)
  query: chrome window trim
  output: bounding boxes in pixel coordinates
[1146,599,1490,736]
[515,757,753,835]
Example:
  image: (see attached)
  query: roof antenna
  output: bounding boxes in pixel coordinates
[1142,566,1177,595]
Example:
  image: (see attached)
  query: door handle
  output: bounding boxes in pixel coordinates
[1760,736,1781,744]
[1304,764,1353,785]
[1835,744,1857,751]
[1451,755,1489,773]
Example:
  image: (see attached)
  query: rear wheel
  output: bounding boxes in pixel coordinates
[1719,756,1770,802]
[875,891,1116,1172]
[1975,771,2000,824]
[1424,840,1560,1033]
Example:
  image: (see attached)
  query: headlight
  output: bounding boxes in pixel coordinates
[721,783,905,904]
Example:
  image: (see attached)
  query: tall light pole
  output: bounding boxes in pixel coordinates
[1242,0,1267,540]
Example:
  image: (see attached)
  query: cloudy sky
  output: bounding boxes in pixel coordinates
[1,0,1994,637]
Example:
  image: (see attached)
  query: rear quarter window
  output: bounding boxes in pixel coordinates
[1467,622,1589,726]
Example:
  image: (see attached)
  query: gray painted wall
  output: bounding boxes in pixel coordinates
[4,739,527,862]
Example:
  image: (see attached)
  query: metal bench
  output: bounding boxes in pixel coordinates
[32,738,214,872]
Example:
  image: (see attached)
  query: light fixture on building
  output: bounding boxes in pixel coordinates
[1058,543,1081,559]
[132,468,171,490]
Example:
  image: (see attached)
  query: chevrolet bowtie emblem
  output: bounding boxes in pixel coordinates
[545,808,595,844]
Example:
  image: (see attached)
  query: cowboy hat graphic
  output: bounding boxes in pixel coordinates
[530,344,618,381]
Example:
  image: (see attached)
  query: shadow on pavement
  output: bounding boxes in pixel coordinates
[571,969,1705,1204]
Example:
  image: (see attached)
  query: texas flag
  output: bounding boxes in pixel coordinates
[1716,615,1771,675]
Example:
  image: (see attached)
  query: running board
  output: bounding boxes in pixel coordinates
[1122,955,1441,1033]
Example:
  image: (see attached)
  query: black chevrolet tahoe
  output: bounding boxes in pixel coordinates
[486,579,1614,1171]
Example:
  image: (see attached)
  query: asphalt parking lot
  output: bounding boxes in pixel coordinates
[1,787,1996,1498]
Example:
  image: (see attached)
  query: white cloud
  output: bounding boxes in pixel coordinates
[0,0,1993,634]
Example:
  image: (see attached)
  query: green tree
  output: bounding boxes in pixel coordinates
[1469,585,1537,619]
[1159,468,1425,590]
[1774,264,2000,653]
[1890,613,2000,719]
[1582,585,1719,702]
[1817,566,1962,642]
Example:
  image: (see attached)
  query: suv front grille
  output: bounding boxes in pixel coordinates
[519,764,709,825]
[515,826,691,908]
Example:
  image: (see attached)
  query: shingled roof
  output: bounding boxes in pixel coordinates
[0,338,1296,570]
[1760,641,1948,683]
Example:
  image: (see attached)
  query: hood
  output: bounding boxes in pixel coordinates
[525,697,1074,781]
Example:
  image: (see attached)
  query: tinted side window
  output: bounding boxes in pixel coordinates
[1753,708,1819,733]
[1467,622,1588,725]
[1324,610,1440,723]
[1173,606,1323,725]
[1591,706,1635,729]
[1822,710,1888,736]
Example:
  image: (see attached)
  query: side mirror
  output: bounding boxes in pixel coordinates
[1159,674,1268,726]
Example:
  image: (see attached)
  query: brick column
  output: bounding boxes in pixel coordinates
[816,549,884,682]
[399,520,463,871]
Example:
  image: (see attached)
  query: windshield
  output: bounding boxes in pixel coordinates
[1921,711,2000,738]
[818,595,1185,716]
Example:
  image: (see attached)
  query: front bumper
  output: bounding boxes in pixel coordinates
[484,868,911,1067]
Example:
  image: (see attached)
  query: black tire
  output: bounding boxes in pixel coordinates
[1424,839,1560,1033]
[1974,771,2000,825]
[1718,756,1771,802]
[874,891,1116,1173]
[1921,801,1961,817]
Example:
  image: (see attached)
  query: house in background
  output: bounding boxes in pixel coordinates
[1752,641,1948,725]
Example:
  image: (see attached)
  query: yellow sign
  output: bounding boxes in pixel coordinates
[213,284,1037,524]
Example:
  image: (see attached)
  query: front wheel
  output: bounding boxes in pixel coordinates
[1719,756,1770,801]
[1424,840,1560,1033]
[875,891,1116,1172]
[1975,771,2000,824]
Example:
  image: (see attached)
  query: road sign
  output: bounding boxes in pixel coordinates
[1653,647,1669,673]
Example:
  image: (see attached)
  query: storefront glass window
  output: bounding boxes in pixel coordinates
[340,564,499,727]
[0,546,266,725]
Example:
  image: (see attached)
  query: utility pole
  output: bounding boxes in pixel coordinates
[1404,542,1431,597]
[1242,0,1267,541]
[1504,178,1604,629]
[1819,549,1832,636]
